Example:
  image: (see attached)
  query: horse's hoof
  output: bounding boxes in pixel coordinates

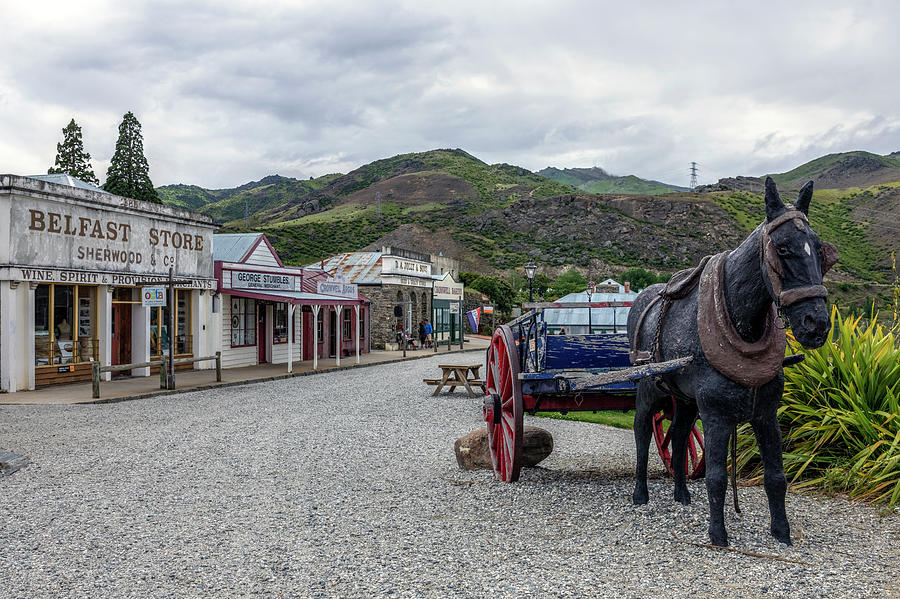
[632,490,649,505]
[771,526,793,546]
[709,530,729,547]
[674,492,691,506]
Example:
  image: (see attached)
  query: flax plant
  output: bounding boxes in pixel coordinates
[737,305,900,506]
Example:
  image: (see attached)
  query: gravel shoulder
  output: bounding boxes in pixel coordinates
[1,350,898,598]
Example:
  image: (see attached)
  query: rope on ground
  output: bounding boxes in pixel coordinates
[670,532,813,566]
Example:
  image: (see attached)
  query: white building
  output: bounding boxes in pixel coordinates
[543,279,637,334]
[0,174,217,391]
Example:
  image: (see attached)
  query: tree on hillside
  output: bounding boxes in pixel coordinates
[103,111,159,203]
[553,268,588,297]
[48,118,99,185]
[470,275,515,314]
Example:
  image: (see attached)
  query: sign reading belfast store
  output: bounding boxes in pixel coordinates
[10,188,213,287]
[0,175,217,392]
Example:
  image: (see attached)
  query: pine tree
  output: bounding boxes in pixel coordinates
[48,118,99,185]
[102,111,160,203]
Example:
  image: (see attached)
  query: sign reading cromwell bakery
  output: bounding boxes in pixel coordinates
[5,177,215,281]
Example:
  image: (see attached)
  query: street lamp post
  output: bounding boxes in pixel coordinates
[524,260,537,303]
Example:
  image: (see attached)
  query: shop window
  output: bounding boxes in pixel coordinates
[177,291,191,354]
[34,283,98,366]
[342,309,352,340]
[317,318,324,344]
[273,303,291,344]
[150,289,193,356]
[231,297,257,347]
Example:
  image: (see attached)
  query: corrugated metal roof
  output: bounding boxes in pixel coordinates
[311,252,383,285]
[543,285,638,334]
[27,173,108,193]
[213,233,263,263]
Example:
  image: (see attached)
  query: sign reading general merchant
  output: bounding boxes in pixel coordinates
[232,270,296,291]
[3,175,214,281]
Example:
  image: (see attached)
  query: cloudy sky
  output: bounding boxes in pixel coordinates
[2,1,898,189]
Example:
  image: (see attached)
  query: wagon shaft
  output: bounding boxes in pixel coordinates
[568,356,693,391]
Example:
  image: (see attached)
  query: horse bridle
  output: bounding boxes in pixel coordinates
[759,208,834,309]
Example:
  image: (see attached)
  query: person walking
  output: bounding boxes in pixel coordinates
[418,319,426,349]
[424,318,433,348]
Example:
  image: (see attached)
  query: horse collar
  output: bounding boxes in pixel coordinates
[698,251,786,387]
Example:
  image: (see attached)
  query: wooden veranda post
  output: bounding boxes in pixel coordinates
[167,267,175,390]
[312,304,320,370]
[335,305,343,367]
[354,304,360,364]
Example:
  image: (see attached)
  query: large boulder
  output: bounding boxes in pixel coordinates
[454,426,553,470]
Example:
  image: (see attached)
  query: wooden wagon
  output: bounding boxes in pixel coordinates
[482,302,705,482]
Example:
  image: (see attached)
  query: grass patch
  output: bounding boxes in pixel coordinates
[535,410,635,429]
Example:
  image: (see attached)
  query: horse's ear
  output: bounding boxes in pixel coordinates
[795,180,814,215]
[765,176,785,221]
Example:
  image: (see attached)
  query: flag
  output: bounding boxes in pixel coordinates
[466,308,480,333]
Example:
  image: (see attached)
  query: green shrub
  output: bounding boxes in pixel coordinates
[737,306,900,506]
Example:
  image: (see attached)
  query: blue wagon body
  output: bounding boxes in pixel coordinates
[481,302,705,482]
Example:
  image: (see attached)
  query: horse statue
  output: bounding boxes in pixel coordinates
[627,177,838,547]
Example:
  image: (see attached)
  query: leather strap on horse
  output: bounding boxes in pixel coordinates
[759,208,831,308]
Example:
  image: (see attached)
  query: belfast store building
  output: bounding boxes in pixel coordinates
[0,175,217,391]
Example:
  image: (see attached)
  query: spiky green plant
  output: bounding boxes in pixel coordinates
[737,305,900,506]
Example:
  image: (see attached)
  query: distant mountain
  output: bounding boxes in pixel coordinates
[157,173,341,223]
[698,151,900,192]
[538,166,687,195]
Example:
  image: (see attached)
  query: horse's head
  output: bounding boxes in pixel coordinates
[761,177,838,349]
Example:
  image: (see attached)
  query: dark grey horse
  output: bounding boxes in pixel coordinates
[627,177,836,547]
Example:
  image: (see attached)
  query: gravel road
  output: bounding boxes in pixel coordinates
[1,350,898,598]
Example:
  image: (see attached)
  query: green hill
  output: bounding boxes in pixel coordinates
[158,149,900,293]
[538,166,685,195]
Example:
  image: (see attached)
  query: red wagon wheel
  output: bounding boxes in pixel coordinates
[482,325,524,482]
[652,396,706,479]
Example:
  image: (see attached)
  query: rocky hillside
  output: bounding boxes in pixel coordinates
[157,148,900,284]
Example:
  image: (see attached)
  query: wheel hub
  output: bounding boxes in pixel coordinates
[483,393,502,426]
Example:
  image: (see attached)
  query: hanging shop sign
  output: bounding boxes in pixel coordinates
[142,287,167,307]
[231,270,296,292]
[449,302,460,314]
[317,276,358,299]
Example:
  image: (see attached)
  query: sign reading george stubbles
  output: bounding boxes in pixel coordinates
[6,179,215,280]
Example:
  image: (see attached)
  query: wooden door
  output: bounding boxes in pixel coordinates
[303,312,313,360]
[329,310,337,357]
[111,304,132,366]
[258,308,267,363]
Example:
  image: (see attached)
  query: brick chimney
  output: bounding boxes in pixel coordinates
[624,281,630,293]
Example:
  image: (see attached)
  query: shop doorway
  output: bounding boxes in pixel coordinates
[303,311,313,360]
[329,310,337,357]
[111,303,132,366]
[258,308,268,363]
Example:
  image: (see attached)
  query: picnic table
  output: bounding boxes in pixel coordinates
[424,364,483,398]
